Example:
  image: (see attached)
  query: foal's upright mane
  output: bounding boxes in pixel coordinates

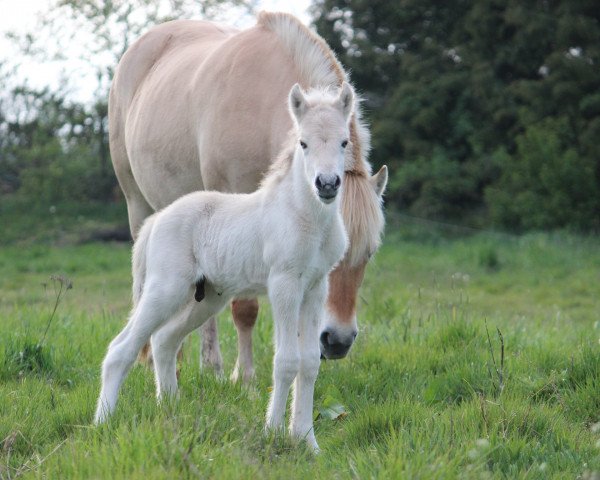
[258,11,384,265]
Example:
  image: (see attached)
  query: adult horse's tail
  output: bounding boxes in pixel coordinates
[131,214,156,364]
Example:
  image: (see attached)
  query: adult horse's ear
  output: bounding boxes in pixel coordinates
[370,165,388,197]
[338,82,355,119]
[289,83,307,121]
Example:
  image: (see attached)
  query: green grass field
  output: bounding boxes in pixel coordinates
[1,219,599,478]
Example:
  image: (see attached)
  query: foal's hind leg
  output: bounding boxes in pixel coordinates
[151,302,194,399]
[230,298,259,383]
[152,294,228,400]
[94,279,188,424]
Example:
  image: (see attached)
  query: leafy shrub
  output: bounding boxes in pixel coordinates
[486,118,600,231]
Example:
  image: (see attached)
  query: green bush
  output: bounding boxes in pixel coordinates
[486,118,600,231]
[17,143,116,205]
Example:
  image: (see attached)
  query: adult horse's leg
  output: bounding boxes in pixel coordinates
[230,298,259,383]
[95,277,188,424]
[290,280,326,452]
[153,295,229,399]
[110,111,154,242]
[125,190,156,366]
[111,128,157,366]
[266,273,302,432]
[199,317,223,376]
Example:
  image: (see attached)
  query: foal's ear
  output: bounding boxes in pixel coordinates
[370,165,388,198]
[338,82,355,119]
[289,83,307,121]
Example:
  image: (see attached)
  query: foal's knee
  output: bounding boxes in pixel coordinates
[232,298,259,330]
[274,354,300,385]
[299,351,320,380]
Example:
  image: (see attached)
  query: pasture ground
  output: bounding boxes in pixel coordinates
[1,212,599,479]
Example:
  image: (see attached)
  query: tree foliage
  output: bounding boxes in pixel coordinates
[0,79,114,203]
[1,0,251,207]
[312,0,600,230]
[3,1,599,232]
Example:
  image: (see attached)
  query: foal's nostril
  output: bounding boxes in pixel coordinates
[315,175,341,197]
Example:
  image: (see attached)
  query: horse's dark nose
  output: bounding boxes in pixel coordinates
[320,329,357,359]
[315,174,341,202]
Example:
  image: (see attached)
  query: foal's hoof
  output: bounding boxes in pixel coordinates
[306,438,320,454]
[93,408,110,426]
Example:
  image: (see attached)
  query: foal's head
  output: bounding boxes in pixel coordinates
[287,82,388,361]
[288,82,354,204]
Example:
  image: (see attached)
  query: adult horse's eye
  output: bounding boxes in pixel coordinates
[300,141,307,149]
[341,140,348,148]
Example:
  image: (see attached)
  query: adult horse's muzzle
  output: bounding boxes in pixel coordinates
[319,328,358,360]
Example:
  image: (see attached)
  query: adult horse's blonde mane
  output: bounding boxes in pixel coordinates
[258,11,384,265]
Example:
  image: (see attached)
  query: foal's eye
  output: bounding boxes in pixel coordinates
[300,140,307,149]
[341,140,348,149]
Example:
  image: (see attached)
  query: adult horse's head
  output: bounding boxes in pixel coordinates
[288,82,354,205]
[288,82,388,360]
[321,164,387,359]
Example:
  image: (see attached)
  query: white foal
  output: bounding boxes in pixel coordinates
[94,82,355,451]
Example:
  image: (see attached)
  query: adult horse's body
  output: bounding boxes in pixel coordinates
[110,12,387,380]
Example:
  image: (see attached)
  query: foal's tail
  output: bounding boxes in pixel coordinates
[132,213,156,365]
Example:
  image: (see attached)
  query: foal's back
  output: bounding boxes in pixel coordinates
[143,189,269,298]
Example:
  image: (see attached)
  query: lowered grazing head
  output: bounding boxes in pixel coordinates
[320,165,388,359]
[288,82,355,204]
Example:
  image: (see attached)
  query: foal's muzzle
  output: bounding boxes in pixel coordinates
[315,174,341,203]
[320,329,357,360]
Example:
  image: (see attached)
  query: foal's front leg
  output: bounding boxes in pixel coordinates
[290,279,327,452]
[266,272,302,432]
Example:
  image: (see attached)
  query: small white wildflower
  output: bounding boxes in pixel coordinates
[49,205,57,214]
[539,462,547,472]
[467,449,479,460]
[476,438,490,449]
[591,422,600,433]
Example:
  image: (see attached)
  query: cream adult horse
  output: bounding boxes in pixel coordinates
[110,12,388,381]
[96,84,353,451]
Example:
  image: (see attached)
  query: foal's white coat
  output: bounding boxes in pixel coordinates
[94,84,354,450]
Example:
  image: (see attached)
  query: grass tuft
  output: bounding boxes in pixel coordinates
[2,335,54,379]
